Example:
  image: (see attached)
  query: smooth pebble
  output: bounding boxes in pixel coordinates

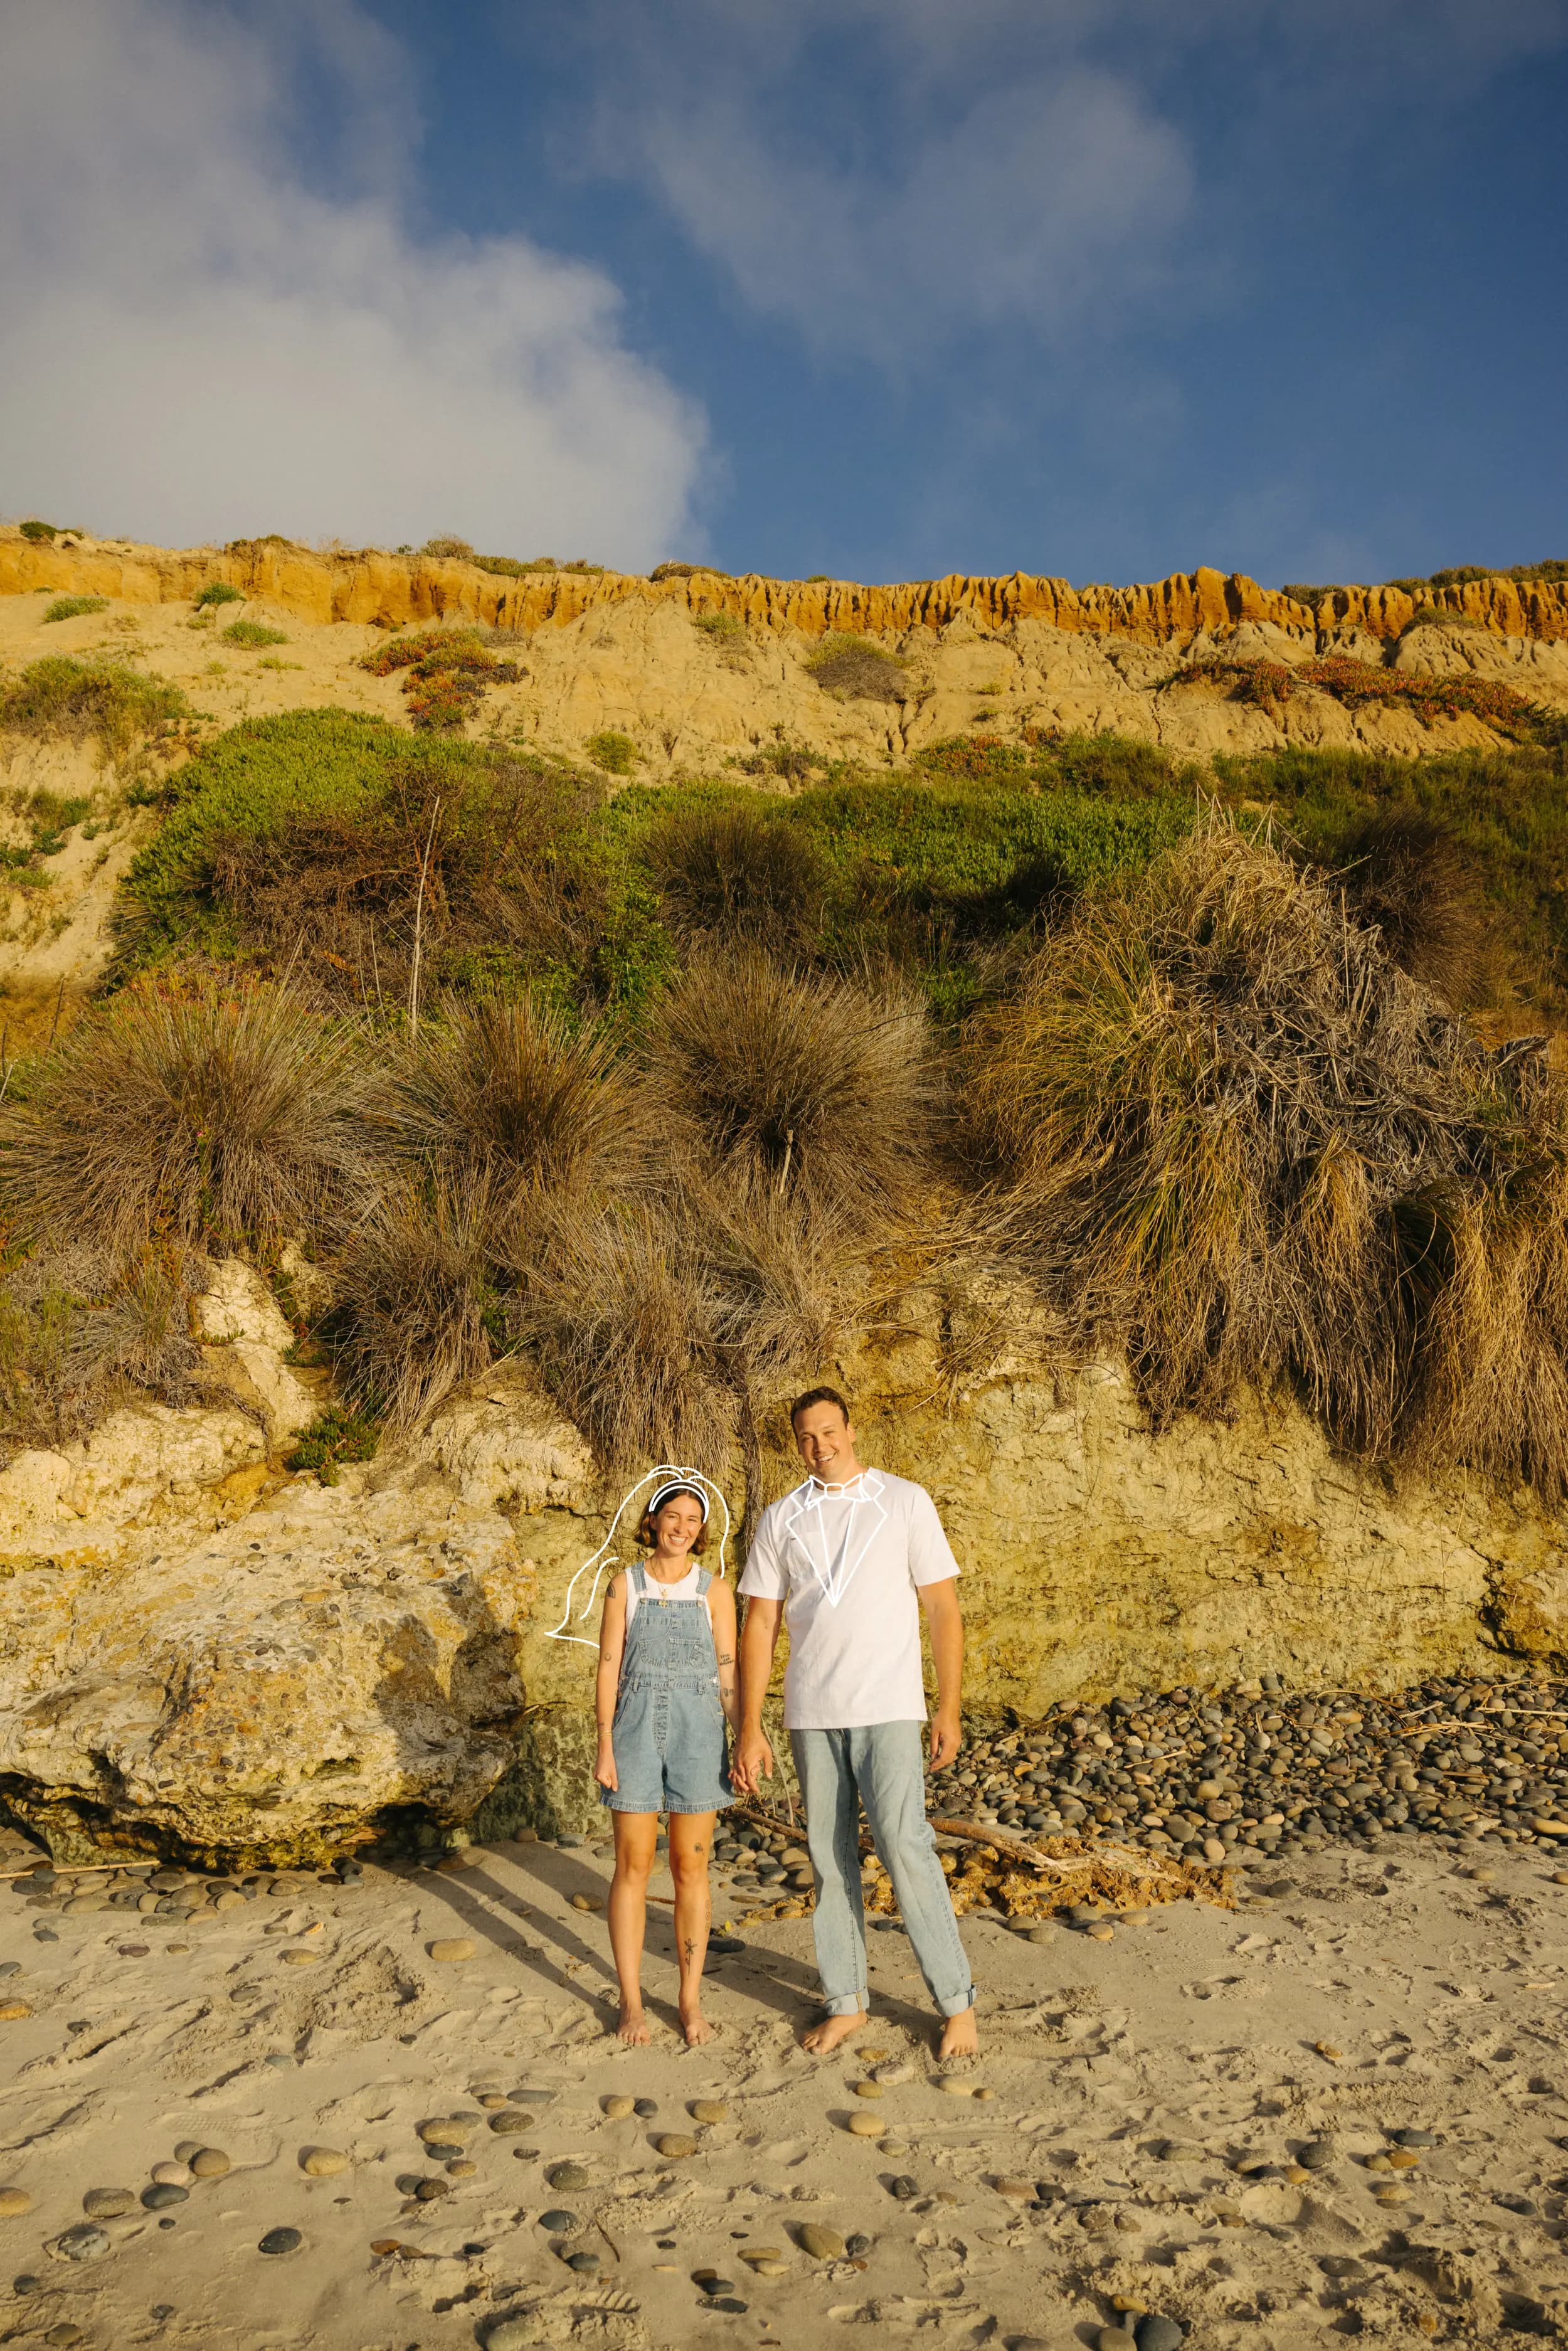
[601,2094,636,2120]
[428,1938,475,1963]
[797,2223,846,2260]
[258,2226,302,2255]
[654,2134,698,2160]
[689,2099,728,2124]
[1134,2320,1184,2351]
[300,2148,350,2177]
[0,2189,32,2217]
[82,2189,135,2219]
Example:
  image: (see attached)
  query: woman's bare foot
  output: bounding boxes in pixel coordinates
[938,2004,979,2061]
[802,2009,869,2054]
[680,2003,714,2047]
[617,2001,650,2045]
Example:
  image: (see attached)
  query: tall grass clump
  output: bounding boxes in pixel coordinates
[332,1177,497,1426]
[361,995,645,1199]
[648,950,931,1230]
[967,825,1568,1495]
[0,985,360,1252]
[647,801,826,951]
[0,1241,204,1450]
[511,1205,735,1471]
[1327,807,1488,1007]
[43,597,107,623]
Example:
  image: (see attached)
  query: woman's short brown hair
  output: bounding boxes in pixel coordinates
[637,1485,709,1556]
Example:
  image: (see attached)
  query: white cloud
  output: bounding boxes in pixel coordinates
[580,1,1194,364]
[0,0,706,562]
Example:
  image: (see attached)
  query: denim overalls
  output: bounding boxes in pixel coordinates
[600,1565,734,1817]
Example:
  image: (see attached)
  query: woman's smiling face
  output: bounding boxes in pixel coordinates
[651,1493,705,1561]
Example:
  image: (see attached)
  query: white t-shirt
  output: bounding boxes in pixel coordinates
[738,1469,959,1731]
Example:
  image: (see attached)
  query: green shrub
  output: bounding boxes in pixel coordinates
[1404,604,1483,632]
[113,711,607,1007]
[332,1176,498,1425]
[650,561,731,583]
[221,620,288,649]
[358,624,521,731]
[284,1406,380,1483]
[693,610,746,641]
[586,730,639,775]
[0,656,191,762]
[193,581,245,610]
[1210,737,1568,1011]
[18,519,58,542]
[805,632,908,702]
[43,596,107,624]
[419,535,475,560]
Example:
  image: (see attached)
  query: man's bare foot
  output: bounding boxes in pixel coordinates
[680,2004,714,2047]
[802,2009,869,2054]
[617,2001,650,2046]
[938,2003,979,2061]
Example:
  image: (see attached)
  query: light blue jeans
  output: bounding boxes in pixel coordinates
[791,1721,975,2020]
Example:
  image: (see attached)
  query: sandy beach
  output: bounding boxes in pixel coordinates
[3,1828,1568,2350]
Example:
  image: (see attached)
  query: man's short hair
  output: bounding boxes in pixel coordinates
[790,1384,851,1430]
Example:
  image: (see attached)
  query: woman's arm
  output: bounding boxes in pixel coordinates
[595,1574,627,1790]
[708,1578,739,1730]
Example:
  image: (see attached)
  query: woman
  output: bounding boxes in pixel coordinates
[595,1479,736,2045]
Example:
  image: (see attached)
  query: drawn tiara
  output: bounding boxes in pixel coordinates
[647,1479,709,1521]
[544,1462,731,1651]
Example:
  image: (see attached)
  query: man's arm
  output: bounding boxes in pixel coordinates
[918,1576,963,1771]
[733,1596,783,1793]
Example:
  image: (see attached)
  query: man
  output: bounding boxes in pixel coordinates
[733,1386,978,2057]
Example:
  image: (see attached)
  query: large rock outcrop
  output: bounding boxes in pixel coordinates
[3,1265,1568,1860]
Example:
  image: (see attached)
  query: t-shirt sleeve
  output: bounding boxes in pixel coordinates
[906,1484,960,1585]
[738,1506,788,1600]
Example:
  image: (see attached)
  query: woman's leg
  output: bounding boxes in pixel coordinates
[668,1810,717,2044]
[608,1810,659,2044]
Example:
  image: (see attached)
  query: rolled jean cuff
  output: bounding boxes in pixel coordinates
[823,1989,869,2017]
[938,1982,978,2020]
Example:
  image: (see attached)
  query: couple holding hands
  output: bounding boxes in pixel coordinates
[592,1386,977,2057]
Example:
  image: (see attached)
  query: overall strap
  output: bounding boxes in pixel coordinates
[696,1568,713,1596]
[628,1563,650,1597]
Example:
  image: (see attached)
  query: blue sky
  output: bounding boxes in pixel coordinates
[3,1,1565,588]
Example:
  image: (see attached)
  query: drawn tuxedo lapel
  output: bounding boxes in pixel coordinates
[781,1470,889,1607]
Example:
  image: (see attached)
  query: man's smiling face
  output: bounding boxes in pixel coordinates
[793,1399,861,1483]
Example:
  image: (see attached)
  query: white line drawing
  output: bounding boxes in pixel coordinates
[545,1463,731,1650]
[780,1468,887,1607]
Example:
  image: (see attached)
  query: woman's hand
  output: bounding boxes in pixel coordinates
[594,1744,618,1793]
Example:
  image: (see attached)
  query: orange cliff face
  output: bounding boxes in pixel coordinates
[2,534,1565,646]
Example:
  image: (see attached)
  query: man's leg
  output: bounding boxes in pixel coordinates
[854,1721,978,2057]
[792,1727,871,2053]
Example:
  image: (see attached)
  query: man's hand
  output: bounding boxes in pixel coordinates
[732,1726,775,1795]
[929,1708,961,1772]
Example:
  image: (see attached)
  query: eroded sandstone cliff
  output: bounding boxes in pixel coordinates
[4,533,1567,645]
[2,1265,1564,1862]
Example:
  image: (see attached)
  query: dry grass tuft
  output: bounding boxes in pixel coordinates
[0,986,359,1252]
[332,1178,497,1427]
[645,802,826,951]
[647,950,933,1231]
[805,632,908,701]
[1327,806,1488,1007]
[510,1204,736,1471]
[967,824,1568,1492]
[361,995,645,1199]
[0,1241,203,1451]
